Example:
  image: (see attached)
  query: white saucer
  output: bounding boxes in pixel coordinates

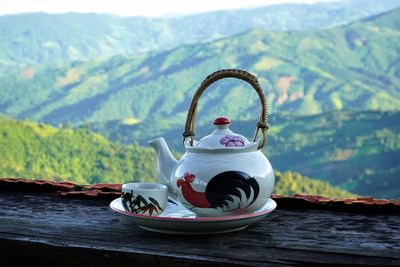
[110,197,277,235]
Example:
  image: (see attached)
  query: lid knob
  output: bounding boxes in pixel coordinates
[213,117,230,125]
[213,117,230,129]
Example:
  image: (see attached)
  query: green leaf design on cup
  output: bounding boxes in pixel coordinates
[121,191,164,215]
[149,197,163,210]
[136,195,148,206]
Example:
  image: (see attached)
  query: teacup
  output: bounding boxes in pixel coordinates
[121,183,168,216]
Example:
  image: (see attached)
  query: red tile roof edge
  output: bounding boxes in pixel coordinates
[1,178,399,213]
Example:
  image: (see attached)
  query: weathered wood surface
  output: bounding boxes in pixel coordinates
[0,190,399,267]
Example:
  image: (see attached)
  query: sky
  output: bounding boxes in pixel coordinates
[0,0,338,17]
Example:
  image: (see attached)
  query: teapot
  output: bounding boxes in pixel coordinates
[148,69,275,217]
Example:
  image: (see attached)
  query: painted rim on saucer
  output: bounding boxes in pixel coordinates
[110,197,277,222]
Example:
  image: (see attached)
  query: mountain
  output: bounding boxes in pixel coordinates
[93,110,400,199]
[0,116,356,198]
[0,0,399,72]
[230,111,400,199]
[0,5,399,199]
[0,115,156,184]
[0,8,399,127]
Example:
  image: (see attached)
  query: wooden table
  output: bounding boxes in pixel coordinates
[0,190,399,267]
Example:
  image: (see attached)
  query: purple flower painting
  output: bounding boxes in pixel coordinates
[220,135,245,147]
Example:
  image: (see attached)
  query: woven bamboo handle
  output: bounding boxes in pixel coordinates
[182,69,269,150]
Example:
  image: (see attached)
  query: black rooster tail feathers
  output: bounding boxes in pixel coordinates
[205,171,260,209]
[247,177,260,206]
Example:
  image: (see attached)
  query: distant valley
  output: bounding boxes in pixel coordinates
[1,0,399,73]
[0,8,399,128]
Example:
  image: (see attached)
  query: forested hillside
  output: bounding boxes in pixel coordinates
[0,116,357,197]
[274,171,356,198]
[0,116,156,184]
[0,8,399,128]
[0,2,398,200]
[1,0,398,72]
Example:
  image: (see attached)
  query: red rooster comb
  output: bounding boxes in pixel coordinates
[183,173,195,182]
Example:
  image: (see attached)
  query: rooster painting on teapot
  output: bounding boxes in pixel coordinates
[177,171,259,210]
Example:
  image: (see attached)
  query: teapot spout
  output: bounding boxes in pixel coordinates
[148,137,178,186]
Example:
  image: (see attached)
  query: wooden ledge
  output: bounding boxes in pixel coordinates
[0,186,399,266]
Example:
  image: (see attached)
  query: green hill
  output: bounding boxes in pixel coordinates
[1,0,399,73]
[0,8,399,127]
[274,171,357,198]
[0,116,356,198]
[93,110,400,199]
[264,111,400,199]
[0,115,156,184]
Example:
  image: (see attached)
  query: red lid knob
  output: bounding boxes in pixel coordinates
[213,117,230,125]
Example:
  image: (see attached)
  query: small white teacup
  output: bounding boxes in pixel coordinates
[121,183,168,216]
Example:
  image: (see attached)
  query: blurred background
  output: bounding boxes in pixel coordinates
[0,0,399,199]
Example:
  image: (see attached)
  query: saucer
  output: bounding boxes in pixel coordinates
[110,197,277,235]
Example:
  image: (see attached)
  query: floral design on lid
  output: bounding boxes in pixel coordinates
[220,135,245,147]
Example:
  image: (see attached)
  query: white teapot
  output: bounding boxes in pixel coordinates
[149,69,275,217]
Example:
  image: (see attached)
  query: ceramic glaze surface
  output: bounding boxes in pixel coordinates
[110,197,277,234]
[121,183,168,216]
[148,118,275,217]
[172,150,274,217]
[196,121,250,149]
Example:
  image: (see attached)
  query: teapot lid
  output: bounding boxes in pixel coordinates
[195,117,251,148]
